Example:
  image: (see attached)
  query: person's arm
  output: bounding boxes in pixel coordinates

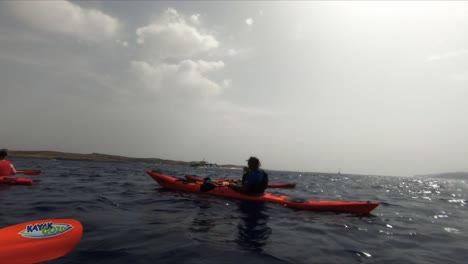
[10,163,17,175]
[228,183,247,193]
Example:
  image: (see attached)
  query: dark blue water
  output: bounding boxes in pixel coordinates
[1,158,467,264]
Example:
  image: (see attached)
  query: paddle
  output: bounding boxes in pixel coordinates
[16,169,42,176]
[186,174,296,189]
[0,218,83,263]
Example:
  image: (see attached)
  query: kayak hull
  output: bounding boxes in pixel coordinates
[148,171,379,214]
[0,176,32,186]
[185,174,296,188]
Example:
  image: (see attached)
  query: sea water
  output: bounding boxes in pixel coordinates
[1,158,467,264]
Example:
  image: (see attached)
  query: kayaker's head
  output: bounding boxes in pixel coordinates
[0,149,8,159]
[247,156,260,170]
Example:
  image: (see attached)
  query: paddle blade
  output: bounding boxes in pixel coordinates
[17,169,42,176]
[0,218,83,263]
[200,182,217,192]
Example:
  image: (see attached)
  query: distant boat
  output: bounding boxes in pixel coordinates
[190,160,218,168]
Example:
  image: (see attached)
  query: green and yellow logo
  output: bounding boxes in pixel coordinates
[19,222,73,238]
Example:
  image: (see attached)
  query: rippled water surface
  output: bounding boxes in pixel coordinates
[1,158,467,263]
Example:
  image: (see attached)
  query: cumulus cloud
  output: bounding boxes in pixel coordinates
[135,8,219,59]
[7,0,119,42]
[129,8,229,100]
[245,18,254,26]
[130,59,225,97]
[190,14,201,24]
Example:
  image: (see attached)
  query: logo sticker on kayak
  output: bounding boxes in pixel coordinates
[19,222,73,238]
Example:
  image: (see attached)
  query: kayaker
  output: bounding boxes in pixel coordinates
[228,156,268,195]
[0,149,17,176]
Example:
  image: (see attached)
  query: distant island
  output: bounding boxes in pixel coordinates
[9,150,242,168]
[414,172,468,180]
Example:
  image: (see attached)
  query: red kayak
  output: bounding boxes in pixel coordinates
[148,171,379,214]
[0,219,83,263]
[185,175,296,189]
[0,176,32,186]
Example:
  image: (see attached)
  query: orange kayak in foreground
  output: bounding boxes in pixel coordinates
[147,171,379,214]
[0,219,83,263]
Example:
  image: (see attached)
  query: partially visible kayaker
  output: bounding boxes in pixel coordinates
[0,149,17,176]
[228,156,269,195]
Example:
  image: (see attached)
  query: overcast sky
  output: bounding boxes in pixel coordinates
[1,1,467,176]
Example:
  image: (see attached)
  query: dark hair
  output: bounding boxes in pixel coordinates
[247,156,260,166]
[0,149,8,158]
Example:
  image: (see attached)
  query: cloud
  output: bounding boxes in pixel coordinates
[129,8,231,101]
[116,39,129,48]
[190,14,201,24]
[135,8,219,59]
[227,49,238,57]
[245,18,254,26]
[130,59,225,97]
[223,79,232,87]
[7,0,120,42]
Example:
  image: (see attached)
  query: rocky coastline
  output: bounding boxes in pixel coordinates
[9,150,242,168]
